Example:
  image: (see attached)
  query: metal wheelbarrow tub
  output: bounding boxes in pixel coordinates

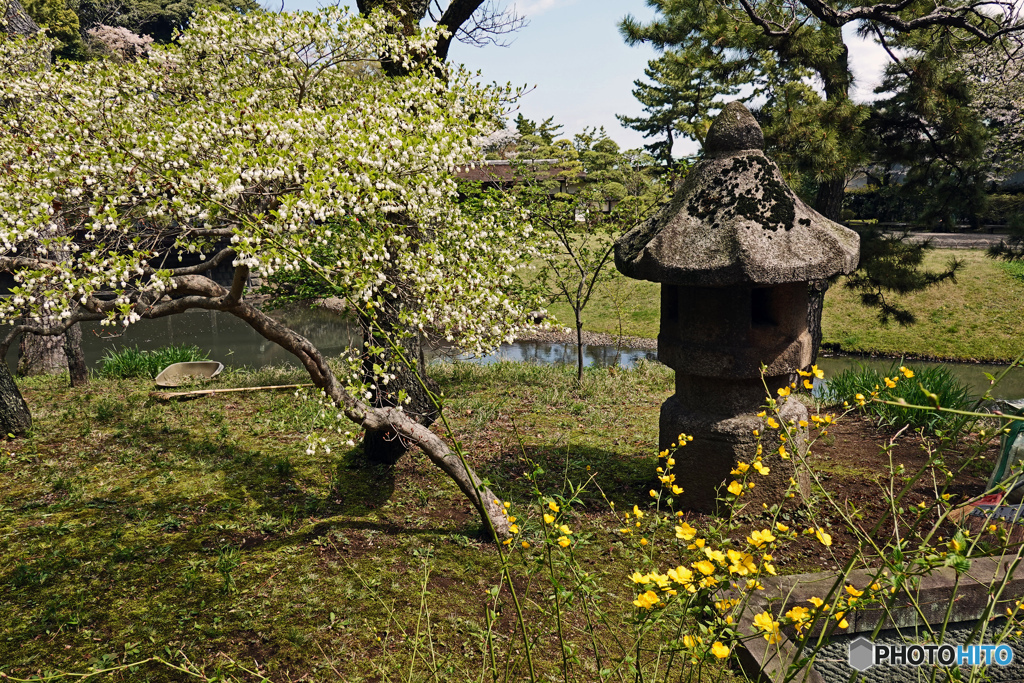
[154,361,224,387]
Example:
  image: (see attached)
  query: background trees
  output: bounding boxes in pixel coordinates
[0,7,534,535]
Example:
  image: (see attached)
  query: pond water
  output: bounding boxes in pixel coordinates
[4,306,1022,400]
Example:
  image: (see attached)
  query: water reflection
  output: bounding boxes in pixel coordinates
[3,306,1022,400]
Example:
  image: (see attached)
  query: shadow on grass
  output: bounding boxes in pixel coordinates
[486,443,656,510]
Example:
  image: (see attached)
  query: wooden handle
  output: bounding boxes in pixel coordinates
[150,383,313,401]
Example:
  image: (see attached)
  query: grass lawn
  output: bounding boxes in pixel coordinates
[1,362,747,682]
[541,248,1024,362]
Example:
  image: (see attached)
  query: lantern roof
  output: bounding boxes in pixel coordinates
[614,102,859,287]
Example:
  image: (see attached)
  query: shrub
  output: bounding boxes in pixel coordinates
[819,362,973,432]
[99,344,209,379]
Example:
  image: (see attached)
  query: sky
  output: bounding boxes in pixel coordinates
[281,0,895,156]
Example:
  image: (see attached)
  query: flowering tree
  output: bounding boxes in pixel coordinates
[969,38,1024,186]
[0,7,539,537]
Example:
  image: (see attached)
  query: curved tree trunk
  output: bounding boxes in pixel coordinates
[362,311,439,466]
[0,359,32,436]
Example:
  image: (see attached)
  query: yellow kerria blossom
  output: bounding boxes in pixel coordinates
[727,549,757,576]
[884,376,897,388]
[727,481,743,496]
[557,536,570,548]
[633,590,659,610]
[778,444,788,458]
[765,417,780,429]
[671,484,684,494]
[521,541,530,549]
[778,385,791,397]
[776,522,790,533]
[747,529,777,547]
[543,514,555,525]
[855,393,866,406]
[682,635,702,648]
[711,642,730,658]
[559,524,572,535]
[753,461,770,476]
[675,522,697,540]
[688,538,705,549]
[815,527,832,547]
[803,379,814,390]
[693,560,716,576]
[509,524,520,534]
[548,501,559,512]
[630,571,648,584]
[632,505,643,519]
[808,596,825,609]
[900,366,914,378]
[731,462,750,475]
[811,365,824,379]
[846,585,864,598]
[704,547,727,564]
[668,565,693,584]
[753,612,781,643]
[666,457,675,466]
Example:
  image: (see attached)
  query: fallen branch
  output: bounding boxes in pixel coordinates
[150,383,313,401]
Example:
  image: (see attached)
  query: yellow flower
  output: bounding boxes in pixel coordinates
[640,538,648,545]
[845,585,864,598]
[900,366,914,378]
[688,538,705,549]
[668,565,693,584]
[786,605,810,623]
[543,514,555,525]
[835,612,848,629]
[521,541,530,549]
[855,393,866,406]
[666,457,675,466]
[776,522,789,533]
[747,529,777,548]
[803,379,814,390]
[814,527,832,547]
[509,524,520,534]
[778,444,788,459]
[704,547,727,564]
[682,635,701,648]
[557,536,570,548]
[693,560,716,576]
[753,461,770,476]
[671,484,684,495]
[649,489,658,498]
[669,522,695,541]
[711,642,730,659]
[727,549,757,576]
[884,376,897,389]
[777,385,791,397]
[559,524,572,536]
[765,417,780,429]
[807,596,825,609]
[753,612,781,643]
[630,572,648,584]
[633,590,659,610]
[548,501,559,513]
[632,505,643,519]
[727,480,743,496]
[731,462,750,475]
[811,365,824,379]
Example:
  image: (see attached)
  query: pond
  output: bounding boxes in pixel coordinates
[4,306,1022,400]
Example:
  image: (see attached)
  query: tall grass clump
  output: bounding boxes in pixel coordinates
[820,362,973,432]
[99,344,210,379]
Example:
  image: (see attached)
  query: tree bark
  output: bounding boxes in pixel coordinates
[362,311,440,466]
[63,323,88,387]
[18,329,66,377]
[0,360,32,436]
[3,0,40,35]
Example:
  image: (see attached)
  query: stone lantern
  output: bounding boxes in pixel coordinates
[614,102,859,512]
